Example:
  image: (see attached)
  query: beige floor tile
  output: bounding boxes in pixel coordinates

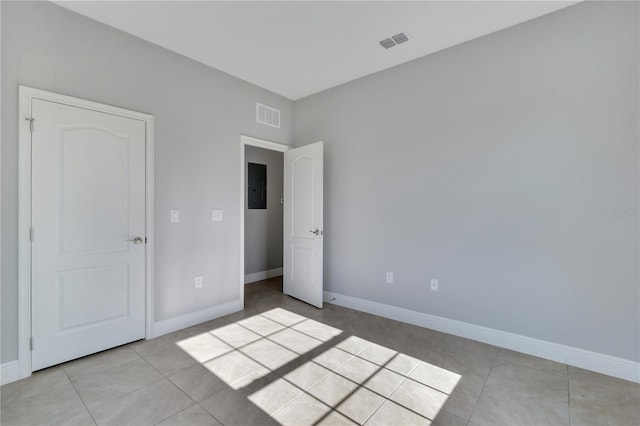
[385,353,421,376]
[248,378,304,415]
[431,409,467,426]
[389,378,449,421]
[570,378,640,426]
[0,382,87,426]
[439,371,484,422]
[363,367,405,397]
[358,342,398,366]
[52,410,96,425]
[273,393,331,426]
[70,357,163,409]
[89,379,192,426]
[238,314,285,336]
[64,347,141,378]
[144,344,199,376]
[409,362,462,395]
[130,331,191,358]
[292,318,343,342]
[157,404,222,426]
[175,332,233,363]
[308,371,359,407]
[336,336,371,355]
[199,387,279,426]
[365,400,431,426]
[261,307,306,326]
[317,411,358,425]
[470,388,570,426]
[209,323,262,348]
[418,349,489,421]
[569,366,640,394]
[285,361,332,390]
[203,350,269,389]
[6,279,634,426]
[485,359,568,401]
[497,349,567,376]
[268,328,323,354]
[336,387,385,424]
[1,366,70,405]
[240,337,299,370]
[314,347,355,371]
[336,355,380,384]
[167,364,226,402]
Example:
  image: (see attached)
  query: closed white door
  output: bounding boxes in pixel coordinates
[283,142,323,308]
[31,99,146,371]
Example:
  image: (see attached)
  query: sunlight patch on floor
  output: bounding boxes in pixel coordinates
[176,308,341,389]
[176,308,461,425]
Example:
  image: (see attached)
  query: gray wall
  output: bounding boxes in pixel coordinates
[244,146,284,276]
[1,1,293,363]
[293,1,639,361]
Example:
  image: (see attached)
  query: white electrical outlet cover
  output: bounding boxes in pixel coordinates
[170,210,180,223]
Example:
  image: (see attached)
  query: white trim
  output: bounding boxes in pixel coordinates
[17,86,155,380]
[245,268,283,284]
[239,135,290,311]
[152,299,243,338]
[1,361,21,385]
[324,291,640,383]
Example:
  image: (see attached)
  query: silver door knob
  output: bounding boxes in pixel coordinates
[309,229,321,236]
[127,237,143,244]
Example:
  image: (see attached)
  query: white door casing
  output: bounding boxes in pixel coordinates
[283,141,324,308]
[18,86,154,377]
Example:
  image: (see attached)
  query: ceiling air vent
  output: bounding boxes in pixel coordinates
[379,38,396,49]
[392,33,409,45]
[379,32,409,49]
[256,103,280,128]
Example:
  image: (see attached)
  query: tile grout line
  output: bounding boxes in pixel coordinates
[464,346,500,426]
[135,348,206,425]
[62,368,99,426]
[359,359,423,425]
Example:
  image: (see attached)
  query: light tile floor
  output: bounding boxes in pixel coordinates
[1,277,639,426]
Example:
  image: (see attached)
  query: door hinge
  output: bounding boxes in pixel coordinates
[29,227,34,242]
[25,117,34,133]
[30,337,33,351]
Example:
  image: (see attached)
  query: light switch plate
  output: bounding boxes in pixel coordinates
[212,210,223,222]
[170,210,180,223]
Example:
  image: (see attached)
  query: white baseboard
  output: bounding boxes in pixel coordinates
[151,299,243,338]
[1,361,21,385]
[245,268,283,284]
[323,291,640,383]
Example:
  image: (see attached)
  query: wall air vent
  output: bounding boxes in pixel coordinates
[379,32,409,49]
[256,103,280,128]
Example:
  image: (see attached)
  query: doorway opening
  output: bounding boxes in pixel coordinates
[240,136,289,305]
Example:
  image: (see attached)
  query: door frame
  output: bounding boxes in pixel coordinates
[239,135,289,307]
[17,86,155,379]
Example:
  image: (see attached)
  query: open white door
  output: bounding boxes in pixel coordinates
[284,142,323,308]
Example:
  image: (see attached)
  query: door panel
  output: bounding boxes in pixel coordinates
[59,126,130,254]
[284,142,323,308]
[31,99,146,371]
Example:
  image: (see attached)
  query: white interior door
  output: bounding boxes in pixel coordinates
[31,99,146,371]
[283,141,323,308]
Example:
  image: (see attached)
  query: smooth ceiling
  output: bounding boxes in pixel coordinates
[54,1,578,100]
